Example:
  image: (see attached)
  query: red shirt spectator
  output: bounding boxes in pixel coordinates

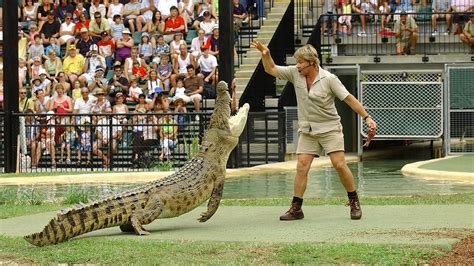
[164,8,186,35]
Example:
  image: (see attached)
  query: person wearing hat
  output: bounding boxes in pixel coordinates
[394,11,418,55]
[198,10,217,37]
[139,32,153,63]
[76,27,95,57]
[205,25,219,57]
[89,11,111,40]
[91,88,112,114]
[29,55,44,79]
[40,9,61,45]
[115,28,134,63]
[79,44,106,86]
[163,5,186,43]
[97,31,115,68]
[459,12,474,53]
[38,68,52,96]
[87,65,109,93]
[63,44,85,84]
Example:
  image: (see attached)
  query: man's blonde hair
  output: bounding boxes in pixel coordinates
[294,44,320,66]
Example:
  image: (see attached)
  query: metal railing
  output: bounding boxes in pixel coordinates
[240,0,295,111]
[1,110,287,173]
[319,12,473,60]
[13,112,207,173]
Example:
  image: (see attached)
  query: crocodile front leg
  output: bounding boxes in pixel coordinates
[198,178,224,222]
[126,195,163,235]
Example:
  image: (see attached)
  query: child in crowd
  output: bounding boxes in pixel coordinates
[174,97,188,130]
[110,14,125,41]
[135,94,151,112]
[138,32,153,63]
[60,125,77,164]
[146,70,163,99]
[30,56,44,79]
[152,92,170,113]
[73,2,88,22]
[127,78,144,103]
[157,54,172,91]
[152,34,170,64]
[18,58,28,88]
[28,35,46,64]
[338,0,352,36]
[112,92,129,124]
[169,78,186,102]
[71,80,83,102]
[77,117,92,165]
[132,60,147,83]
[28,23,40,45]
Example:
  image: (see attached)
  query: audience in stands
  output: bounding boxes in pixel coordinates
[431,0,452,35]
[11,0,266,169]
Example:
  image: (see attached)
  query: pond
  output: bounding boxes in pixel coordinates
[0,158,472,203]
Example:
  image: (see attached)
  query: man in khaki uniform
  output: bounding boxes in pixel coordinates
[251,41,377,221]
[394,11,418,55]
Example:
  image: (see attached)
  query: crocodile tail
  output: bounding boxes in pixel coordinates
[24,195,133,246]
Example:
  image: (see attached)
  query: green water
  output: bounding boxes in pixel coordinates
[0,158,472,203]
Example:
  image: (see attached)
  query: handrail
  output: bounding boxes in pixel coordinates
[239,0,295,112]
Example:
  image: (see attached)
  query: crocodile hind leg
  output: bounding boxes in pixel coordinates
[125,196,163,235]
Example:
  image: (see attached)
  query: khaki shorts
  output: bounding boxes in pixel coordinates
[296,129,345,156]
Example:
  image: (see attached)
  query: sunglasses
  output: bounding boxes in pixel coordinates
[20,92,27,94]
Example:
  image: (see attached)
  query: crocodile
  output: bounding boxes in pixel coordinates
[24,81,250,247]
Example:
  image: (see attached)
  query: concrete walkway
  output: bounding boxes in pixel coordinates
[401,155,474,184]
[1,205,473,247]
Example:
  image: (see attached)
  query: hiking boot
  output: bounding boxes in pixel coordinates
[347,197,362,220]
[279,203,304,221]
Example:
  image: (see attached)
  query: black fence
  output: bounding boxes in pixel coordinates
[1,111,286,173]
[320,11,473,59]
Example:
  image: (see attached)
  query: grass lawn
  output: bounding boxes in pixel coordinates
[0,235,445,265]
[1,193,471,264]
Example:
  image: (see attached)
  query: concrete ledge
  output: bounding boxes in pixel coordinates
[0,156,359,185]
[401,156,474,184]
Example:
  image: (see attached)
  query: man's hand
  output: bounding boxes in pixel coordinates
[363,117,377,147]
[250,40,269,56]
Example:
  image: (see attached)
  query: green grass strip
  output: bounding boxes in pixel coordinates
[0,235,445,265]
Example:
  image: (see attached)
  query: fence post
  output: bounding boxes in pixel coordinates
[3,0,20,173]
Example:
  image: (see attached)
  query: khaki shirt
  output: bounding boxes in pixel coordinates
[394,17,417,41]
[276,66,350,134]
[464,21,474,36]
